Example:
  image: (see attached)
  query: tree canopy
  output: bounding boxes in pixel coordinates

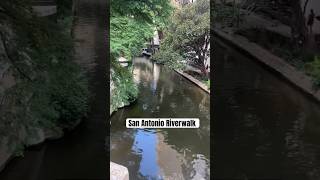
[110,0,173,60]
[154,0,210,75]
[110,0,172,113]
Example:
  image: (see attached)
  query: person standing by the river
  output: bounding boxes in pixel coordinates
[307,9,315,34]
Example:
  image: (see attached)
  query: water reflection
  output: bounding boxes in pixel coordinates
[214,40,320,180]
[152,63,160,93]
[132,130,159,179]
[111,58,210,179]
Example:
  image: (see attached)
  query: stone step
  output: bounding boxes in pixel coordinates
[110,162,129,180]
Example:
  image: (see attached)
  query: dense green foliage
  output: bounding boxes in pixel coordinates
[110,0,172,114]
[110,16,153,60]
[0,0,88,151]
[111,0,172,27]
[152,47,185,70]
[110,61,138,113]
[110,0,172,60]
[153,0,210,76]
[305,56,320,87]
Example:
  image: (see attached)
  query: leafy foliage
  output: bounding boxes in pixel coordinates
[0,0,88,152]
[110,16,153,60]
[305,56,320,87]
[110,0,172,60]
[204,79,210,89]
[110,0,172,113]
[110,62,138,113]
[154,0,210,75]
[111,0,172,27]
[152,46,185,70]
[25,14,89,128]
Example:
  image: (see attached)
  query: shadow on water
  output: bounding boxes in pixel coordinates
[0,0,108,179]
[213,39,320,180]
[110,57,210,180]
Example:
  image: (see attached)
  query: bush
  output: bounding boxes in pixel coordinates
[110,62,138,114]
[152,48,186,70]
[204,79,210,89]
[27,15,89,128]
[305,56,320,87]
[0,1,89,152]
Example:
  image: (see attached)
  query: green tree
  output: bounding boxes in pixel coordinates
[110,0,172,113]
[110,0,172,60]
[155,0,210,76]
[0,0,88,150]
[110,16,153,60]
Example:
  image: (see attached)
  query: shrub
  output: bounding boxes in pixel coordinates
[0,1,89,152]
[110,62,138,114]
[305,56,320,87]
[152,47,186,70]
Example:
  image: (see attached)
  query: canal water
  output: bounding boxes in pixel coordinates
[213,39,320,180]
[110,58,210,179]
[0,0,108,179]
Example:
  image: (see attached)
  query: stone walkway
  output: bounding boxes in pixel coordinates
[174,70,210,94]
[235,12,319,39]
[241,13,292,38]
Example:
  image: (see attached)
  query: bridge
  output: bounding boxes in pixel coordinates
[32,0,57,17]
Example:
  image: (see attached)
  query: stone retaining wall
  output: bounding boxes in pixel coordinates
[213,28,320,102]
[174,70,210,94]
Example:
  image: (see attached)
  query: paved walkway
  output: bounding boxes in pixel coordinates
[241,13,292,38]
[217,11,320,52]
[234,11,319,38]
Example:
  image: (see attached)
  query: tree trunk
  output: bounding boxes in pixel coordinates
[290,0,307,47]
[197,54,208,78]
[302,0,310,16]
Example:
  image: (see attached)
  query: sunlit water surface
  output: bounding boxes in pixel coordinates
[110,58,210,180]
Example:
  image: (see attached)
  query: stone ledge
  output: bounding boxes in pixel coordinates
[32,6,57,17]
[0,127,63,173]
[110,162,129,180]
[174,69,210,94]
[213,28,320,102]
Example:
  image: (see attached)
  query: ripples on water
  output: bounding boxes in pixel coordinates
[213,40,320,180]
[110,58,210,179]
